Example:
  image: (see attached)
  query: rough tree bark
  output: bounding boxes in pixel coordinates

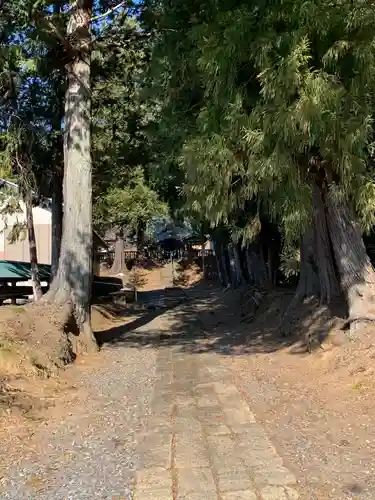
[219,244,230,286]
[136,223,145,256]
[25,194,43,301]
[110,228,125,275]
[326,191,375,331]
[280,230,322,336]
[312,183,341,304]
[213,241,226,286]
[233,244,245,286]
[228,243,240,288]
[51,171,63,279]
[267,246,274,284]
[45,0,98,354]
[245,246,254,284]
[283,230,320,319]
[245,244,267,286]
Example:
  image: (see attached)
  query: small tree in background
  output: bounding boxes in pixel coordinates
[95,166,168,272]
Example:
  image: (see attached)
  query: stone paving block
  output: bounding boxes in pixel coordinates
[213,382,240,395]
[195,382,216,390]
[139,430,172,469]
[197,395,220,408]
[197,406,226,425]
[205,424,232,436]
[236,434,282,469]
[173,416,202,433]
[236,427,277,448]
[135,488,173,500]
[261,486,299,500]
[224,407,255,428]
[155,362,173,374]
[175,447,211,468]
[140,428,172,449]
[284,486,300,499]
[153,394,174,411]
[136,467,172,490]
[174,381,195,392]
[253,465,297,487]
[204,367,231,381]
[238,449,283,469]
[217,395,256,422]
[140,446,172,469]
[177,493,218,500]
[207,435,237,456]
[195,385,217,396]
[175,435,211,468]
[154,379,173,393]
[156,386,174,397]
[154,388,174,401]
[177,467,216,495]
[145,416,172,431]
[175,403,198,417]
[211,454,246,470]
[175,431,207,449]
[221,491,257,500]
[261,486,291,500]
[216,468,254,493]
[136,424,171,443]
[176,394,196,408]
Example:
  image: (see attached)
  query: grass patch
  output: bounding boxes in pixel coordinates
[10,306,26,313]
[352,382,364,393]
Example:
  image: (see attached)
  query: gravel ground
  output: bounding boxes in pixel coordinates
[0,344,157,500]
[230,356,375,500]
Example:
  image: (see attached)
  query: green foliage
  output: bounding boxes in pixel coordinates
[280,244,301,279]
[0,186,26,243]
[146,0,375,251]
[94,166,168,233]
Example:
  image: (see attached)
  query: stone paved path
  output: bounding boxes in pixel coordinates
[134,346,299,500]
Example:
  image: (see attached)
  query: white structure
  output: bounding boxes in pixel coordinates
[0,180,52,263]
[0,179,106,267]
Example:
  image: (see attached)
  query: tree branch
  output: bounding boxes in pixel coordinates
[33,13,77,60]
[91,1,126,22]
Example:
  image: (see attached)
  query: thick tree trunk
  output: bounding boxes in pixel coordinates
[46,0,97,354]
[228,243,239,288]
[245,244,267,286]
[245,246,254,283]
[326,191,375,330]
[25,195,43,301]
[312,183,341,304]
[233,244,245,286]
[280,230,321,336]
[284,231,319,317]
[110,229,125,275]
[213,242,226,286]
[136,224,145,255]
[51,171,63,279]
[220,244,230,286]
[215,249,224,285]
[267,246,273,284]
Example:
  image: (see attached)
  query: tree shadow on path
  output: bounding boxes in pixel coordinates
[94,283,325,356]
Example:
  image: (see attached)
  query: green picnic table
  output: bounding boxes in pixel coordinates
[0,260,122,305]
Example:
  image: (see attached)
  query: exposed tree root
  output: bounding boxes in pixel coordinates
[43,288,99,356]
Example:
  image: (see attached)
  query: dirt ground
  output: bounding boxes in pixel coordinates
[2,264,375,497]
